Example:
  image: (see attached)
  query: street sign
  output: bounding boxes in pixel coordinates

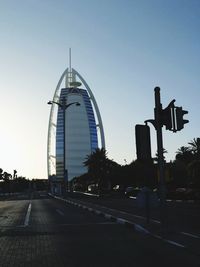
[135,124,152,160]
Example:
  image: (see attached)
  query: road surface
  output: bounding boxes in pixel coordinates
[0,192,199,267]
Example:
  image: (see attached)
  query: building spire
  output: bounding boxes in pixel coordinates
[65,48,72,87]
[69,48,72,73]
[66,48,81,87]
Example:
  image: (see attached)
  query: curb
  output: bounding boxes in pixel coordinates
[49,194,150,235]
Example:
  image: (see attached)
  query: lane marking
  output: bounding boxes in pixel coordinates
[134,223,150,234]
[164,239,185,248]
[55,222,117,226]
[24,203,32,226]
[129,196,137,200]
[152,234,162,239]
[56,209,64,216]
[181,232,200,239]
[151,219,160,224]
[152,234,185,248]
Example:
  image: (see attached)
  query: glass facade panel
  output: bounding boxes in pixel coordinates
[56,87,98,181]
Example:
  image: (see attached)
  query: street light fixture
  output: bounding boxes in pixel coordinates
[47,97,80,195]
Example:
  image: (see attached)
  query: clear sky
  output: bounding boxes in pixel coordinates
[0,0,199,179]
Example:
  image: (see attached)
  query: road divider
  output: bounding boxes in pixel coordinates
[49,193,194,250]
[49,193,149,235]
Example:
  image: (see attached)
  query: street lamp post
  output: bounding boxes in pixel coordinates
[48,97,80,195]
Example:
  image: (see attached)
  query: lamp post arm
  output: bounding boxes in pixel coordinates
[48,100,63,108]
[65,102,80,110]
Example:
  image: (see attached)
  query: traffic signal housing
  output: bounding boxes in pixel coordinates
[161,106,173,131]
[160,99,176,132]
[176,107,189,131]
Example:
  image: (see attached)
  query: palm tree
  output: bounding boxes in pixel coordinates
[0,168,3,180]
[84,148,107,173]
[154,148,168,163]
[3,172,12,182]
[176,146,190,155]
[187,138,200,187]
[13,170,17,179]
[175,146,193,164]
[188,138,200,159]
[83,148,112,192]
[187,160,200,187]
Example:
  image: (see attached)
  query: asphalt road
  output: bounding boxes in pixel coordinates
[0,192,199,267]
[69,192,200,234]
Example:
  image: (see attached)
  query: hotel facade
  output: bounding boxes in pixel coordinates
[47,67,105,193]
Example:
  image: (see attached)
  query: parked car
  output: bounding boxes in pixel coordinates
[111,185,125,197]
[125,187,141,197]
[87,184,98,193]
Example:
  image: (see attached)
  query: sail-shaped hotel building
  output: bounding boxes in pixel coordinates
[47,63,105,194]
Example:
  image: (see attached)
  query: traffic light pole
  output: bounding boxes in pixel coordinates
[144,87,188,235]
[154,87,167,235]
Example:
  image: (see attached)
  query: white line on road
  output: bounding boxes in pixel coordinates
[181,232,200,239]
[151,219,160,224]
[152,234,185,248]
[164,239,185,248]
[56,209,64,216]
[55,222,117,227]
[24,203,32,226]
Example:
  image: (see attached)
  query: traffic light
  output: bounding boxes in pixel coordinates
[161,106,173,130]
[175,107,189,131]
[159,99,176,132]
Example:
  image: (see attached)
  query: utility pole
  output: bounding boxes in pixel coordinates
[154,87,167,233]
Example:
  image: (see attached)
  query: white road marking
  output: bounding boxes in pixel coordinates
[117,218,126,224]
[181,232,200,239]
[24,203,32,226]
[57,222,116,226]
[164,239,185,248]
[151,219,160,224]
[56,209,64,216]
[129,196,137,200]
[152,234,185,248]
[134,224,150,234]
[152,234,162,239]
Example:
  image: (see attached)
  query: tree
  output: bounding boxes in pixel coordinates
[187,160,200,187]
[176,146,190,155]
[84,148,107,175]
[0,168,3,180]
[188,138,200,160]
[3,172,12,182]
[175,146,193,164]
[13,170,17,179]
[154,148,168,163]
[83,148,116,192]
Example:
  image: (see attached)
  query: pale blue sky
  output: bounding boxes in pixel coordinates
[0,0,199,178]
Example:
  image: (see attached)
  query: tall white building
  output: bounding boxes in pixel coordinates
[47,67,105,191]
